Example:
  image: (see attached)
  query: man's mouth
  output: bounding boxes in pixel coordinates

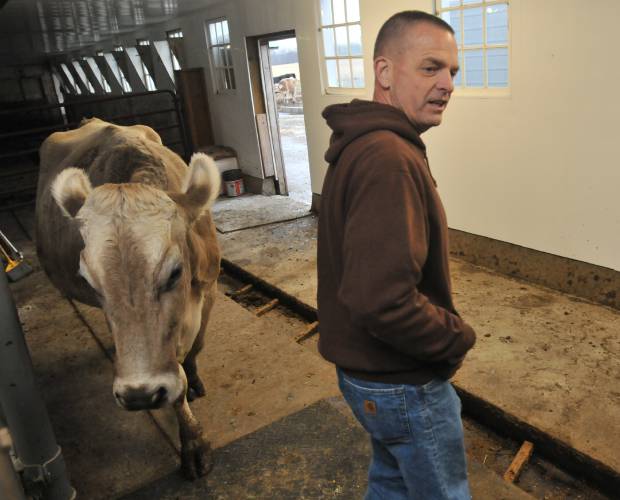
[428,99,448,110]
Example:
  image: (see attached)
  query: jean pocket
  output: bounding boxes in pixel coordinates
[339,377,411,444]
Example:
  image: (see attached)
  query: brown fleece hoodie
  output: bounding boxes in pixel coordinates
[317,99,476,384]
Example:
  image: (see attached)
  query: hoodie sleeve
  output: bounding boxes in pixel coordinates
[338,144,475,365]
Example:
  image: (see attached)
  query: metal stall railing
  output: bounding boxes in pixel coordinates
[0,90,191,211]
[0,267,75,499]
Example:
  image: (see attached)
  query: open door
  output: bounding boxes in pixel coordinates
[247,31,311,202]
[257,37,288,195]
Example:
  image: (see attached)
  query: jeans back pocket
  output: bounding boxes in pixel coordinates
[339,374,412,444]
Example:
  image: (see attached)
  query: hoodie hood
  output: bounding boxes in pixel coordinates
[322,99,426,165]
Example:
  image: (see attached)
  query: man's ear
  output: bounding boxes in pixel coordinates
[51,167,92,218]
[374,56,392,90]
[176,153,221,222]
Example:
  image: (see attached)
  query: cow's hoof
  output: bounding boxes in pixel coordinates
[181,438,213,480]
[187,377,206,402]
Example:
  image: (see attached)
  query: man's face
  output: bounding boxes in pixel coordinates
[382,23,459,132]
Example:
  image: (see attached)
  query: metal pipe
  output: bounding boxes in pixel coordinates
[0,268,76,500]
[0,411,26,500]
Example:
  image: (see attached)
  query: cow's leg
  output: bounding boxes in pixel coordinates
[174,396,213,479]
[182,288,215,401]
[183,337,205,401]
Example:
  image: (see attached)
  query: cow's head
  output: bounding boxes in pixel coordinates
[51,153,220,411]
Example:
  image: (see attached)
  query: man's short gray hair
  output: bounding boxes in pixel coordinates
[373,10,455,60]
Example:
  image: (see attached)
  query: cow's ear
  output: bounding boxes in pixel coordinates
[180,153,221,222]
[51,167,92,218]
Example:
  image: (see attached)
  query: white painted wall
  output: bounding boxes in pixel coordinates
[423,0,620,271]
[66,0,619,271]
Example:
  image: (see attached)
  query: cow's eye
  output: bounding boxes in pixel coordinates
[162,266,182,293]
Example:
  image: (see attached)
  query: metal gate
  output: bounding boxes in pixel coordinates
[0,90,190,211]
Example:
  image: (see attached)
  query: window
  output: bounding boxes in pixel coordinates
[166,29,183,71]
[72,60,95,93]
[319,0,364,90]
[436,0,509,88]
[84,56,111,92]
[135,39,156,91]
[206,18,236,92]
[60,63,81,94]
[104,52,131,92]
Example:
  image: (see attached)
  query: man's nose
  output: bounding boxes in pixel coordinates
[438,68,455,93]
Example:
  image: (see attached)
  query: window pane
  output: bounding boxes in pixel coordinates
[229,68,236,89]
[463,7,483,46]
[487,47,508,87]
[217,68,226,91]
[463,0,479,4]
[351,58,364,88]
[216,22,223,44]
[322,28,336,57]
[454,50,463,86]
[209,23,216,45]
[320,0,332,25]
[345,0,360,22]
[486,3,508,44]
[441,11,462,45]
[222,20,230,44]
[211,47,220,67]
[224,68,232,89]
[338,58,352,87]
[335,26,348,56]
[225,47,233,67]
[348,24,362,56]
[333,0,346,24]
[464,49,483,86]
[326,59,338,87]
[441,0,460,7]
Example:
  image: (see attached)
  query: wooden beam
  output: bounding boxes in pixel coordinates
[255,298,279,317]
[295,321,319,343]
[503,441,534,483]
[227,284,252,298]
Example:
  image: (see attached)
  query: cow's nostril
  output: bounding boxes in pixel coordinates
[151,386,167,406]
[114,391,126,406]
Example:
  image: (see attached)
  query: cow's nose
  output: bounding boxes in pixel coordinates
[114,385,168,411]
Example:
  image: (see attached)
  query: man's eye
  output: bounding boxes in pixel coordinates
[423,66,437,74]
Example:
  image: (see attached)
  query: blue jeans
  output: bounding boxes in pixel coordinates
[337,368,471,500]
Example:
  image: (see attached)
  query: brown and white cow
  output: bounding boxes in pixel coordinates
[276,77,298,105]
[35,117,221,479]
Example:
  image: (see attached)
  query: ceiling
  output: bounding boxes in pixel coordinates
[0,0,211,65]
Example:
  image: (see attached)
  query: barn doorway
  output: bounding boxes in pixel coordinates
[248,32,311,205]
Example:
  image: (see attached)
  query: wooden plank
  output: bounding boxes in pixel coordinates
[255,298,279,317]
[227,284,253,298]
[294,321,319,343]
[255,114,275,177]
[503,441,534,483]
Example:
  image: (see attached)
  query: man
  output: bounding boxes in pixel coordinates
[317,10,476,500]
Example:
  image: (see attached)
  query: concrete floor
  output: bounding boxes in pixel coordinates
[3,206,538,499]
[216,210,620,486]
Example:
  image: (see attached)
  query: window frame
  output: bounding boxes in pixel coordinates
[317,0,366,95]
[134,39,156,91]
[205,18,236,94]
[435,0,510,96]
[166,29,183,71]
